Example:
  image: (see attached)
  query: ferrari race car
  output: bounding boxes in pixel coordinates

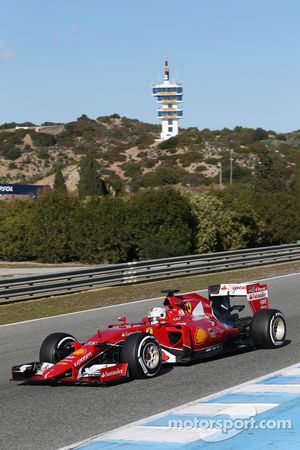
[12,282,287,385]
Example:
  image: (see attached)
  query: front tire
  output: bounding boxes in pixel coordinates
[251,309,286,348]
[39,332,77,363]
[120,333,162,379]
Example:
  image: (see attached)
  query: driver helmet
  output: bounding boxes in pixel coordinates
[148,307,166,324]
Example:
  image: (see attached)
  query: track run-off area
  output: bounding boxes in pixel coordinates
[1,272,300,449]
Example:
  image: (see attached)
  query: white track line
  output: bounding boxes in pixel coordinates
[95,425,215,443]
[236,384,300,393]
[59,361,300,450]
[1,270,299,328]
[284,368,300,376]
[173,402,277,415]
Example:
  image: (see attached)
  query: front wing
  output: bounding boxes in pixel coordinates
[11,362,128,384]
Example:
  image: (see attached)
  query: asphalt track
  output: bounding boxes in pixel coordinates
[1,273,300,450]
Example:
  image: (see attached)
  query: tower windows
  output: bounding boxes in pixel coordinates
[152,62,183,141]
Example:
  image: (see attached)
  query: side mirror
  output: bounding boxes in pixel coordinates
[118,316,126,323]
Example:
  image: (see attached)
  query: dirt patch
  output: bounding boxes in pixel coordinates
[23,133,33,146]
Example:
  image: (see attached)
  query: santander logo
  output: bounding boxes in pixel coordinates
[101,368,124,378]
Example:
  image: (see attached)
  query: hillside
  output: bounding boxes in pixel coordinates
[0,114,298,193]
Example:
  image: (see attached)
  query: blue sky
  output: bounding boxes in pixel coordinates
[1,0,300,131]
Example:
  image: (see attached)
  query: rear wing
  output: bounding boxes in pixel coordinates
[208,282,269,313]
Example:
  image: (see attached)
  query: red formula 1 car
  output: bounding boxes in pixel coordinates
[12,282,287,385]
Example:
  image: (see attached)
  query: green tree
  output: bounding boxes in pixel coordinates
[78,151,108,198]
[291,152,300,203]
[249,192,300,245]
[71,196,132,263]
[28,191,78,262]
[218,186,264,248]
[253,127,269,141]
[0,201,33,260]
[53,164,67,192]
[222,186,300,246]
[127,188,195,259]
[253,147,287,193]
[182,190,249,253]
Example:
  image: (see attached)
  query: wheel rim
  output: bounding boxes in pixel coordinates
[142,342,160,370]
[54,338,75,362]
[272,317,285,341]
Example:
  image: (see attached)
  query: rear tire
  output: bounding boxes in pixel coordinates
[251,309,286,349]
[120,333,162,379]
[39,332,77,363]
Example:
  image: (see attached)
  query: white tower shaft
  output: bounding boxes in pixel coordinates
[152,61,183,141]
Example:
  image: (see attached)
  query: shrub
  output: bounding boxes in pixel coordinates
[4,147,21,160]
[103,148,126,163]
[143,159,156,168]
[158,136,179,150]
[178,151,204,167]
[123,162,142,178]
[30,132,56,147]
[37,149,49,160]
[140,166,185,187]
[253,128,269,141]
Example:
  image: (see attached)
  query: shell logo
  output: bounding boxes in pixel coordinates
[72,348,86,356]
[194,328,207,344]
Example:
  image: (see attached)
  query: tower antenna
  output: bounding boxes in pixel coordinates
[164,60,169,81]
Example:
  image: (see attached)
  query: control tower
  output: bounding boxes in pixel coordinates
[152,61,183,141]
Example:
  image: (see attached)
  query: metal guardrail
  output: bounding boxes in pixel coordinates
[1,243,300,304]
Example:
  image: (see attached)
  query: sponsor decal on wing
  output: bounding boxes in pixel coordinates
[99,363,128,382]
[74,352,93,367]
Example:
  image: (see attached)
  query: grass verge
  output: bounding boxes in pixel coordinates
[1,261,300,326]
[0,261,91,269]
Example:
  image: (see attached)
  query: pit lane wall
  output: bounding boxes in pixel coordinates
[61,362,300,449]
